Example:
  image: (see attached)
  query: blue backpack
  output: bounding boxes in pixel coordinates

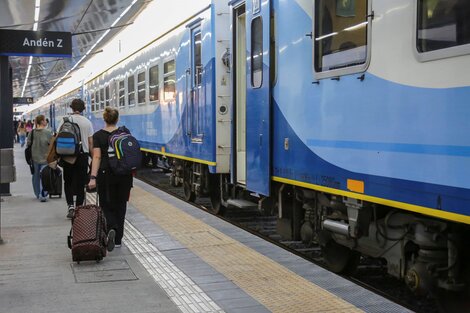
[107,126,142,175]
[56,117,82,156]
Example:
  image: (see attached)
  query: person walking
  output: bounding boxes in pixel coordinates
[58,99,94,219]
[88,107,133,251]
[25,120,33,134]
[17,121,27,147]
[13,119,19,143]
[26,115,52,202]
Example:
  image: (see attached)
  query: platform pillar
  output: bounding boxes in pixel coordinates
[0,56,13,243]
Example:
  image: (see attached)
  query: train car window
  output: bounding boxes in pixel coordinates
[149,65,159,102]
[118,80,125,107]
[417,0,470,55]
[194,31,202,86]
[128,75,136,106]
[91,92,95,111]
[105,85,110,107]
[251,17,263,88]
[164,60,176,101]
[95,91,100,112]
[314,0,369,77]
[100,88,105,110]
[137,71,146,104]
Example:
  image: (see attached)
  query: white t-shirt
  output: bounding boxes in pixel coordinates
[58,114,94,153]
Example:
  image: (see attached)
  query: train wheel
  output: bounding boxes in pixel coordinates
[209,174,226,215]
[322,240,360,274]
[183,166,195,202]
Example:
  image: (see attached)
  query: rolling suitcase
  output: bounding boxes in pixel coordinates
[40,166,62,198]
[67,201,108,263]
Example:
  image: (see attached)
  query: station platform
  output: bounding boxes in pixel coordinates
[0,144,412,313]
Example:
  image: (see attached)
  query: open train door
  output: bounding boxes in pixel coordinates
[245,0,271,196]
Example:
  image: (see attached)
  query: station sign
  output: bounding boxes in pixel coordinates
[13,97,34,105]
[0,29,72,57]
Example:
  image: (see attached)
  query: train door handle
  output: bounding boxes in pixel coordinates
[259,134,262,146]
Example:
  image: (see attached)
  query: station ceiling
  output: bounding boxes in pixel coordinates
[0,0,148,101]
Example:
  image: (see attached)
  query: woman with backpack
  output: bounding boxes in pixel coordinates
[27,115,53,202]
[88,107,133,251]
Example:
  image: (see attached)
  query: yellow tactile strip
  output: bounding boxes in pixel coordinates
[130,186,363,313]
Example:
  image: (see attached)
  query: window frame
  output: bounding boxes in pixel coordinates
[90,91,96,112]
[312,0,372,80]
[137,70,147,105]
[163,59,176,102]
[251,16,263,89]
[148,63,160,103]
[414,0,470,62]
[105,84,111,107]
[127,73,136,107]
[95,90,100,112]
[118,79,126,108]
[99,87,105,110]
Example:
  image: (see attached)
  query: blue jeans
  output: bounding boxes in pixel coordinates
[19,135,26,147]
[32,162,48,200]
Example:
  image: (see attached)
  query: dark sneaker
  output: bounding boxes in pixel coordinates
[66,206,74,219]
[107,229,116,252]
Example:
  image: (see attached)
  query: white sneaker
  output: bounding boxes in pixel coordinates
[66,206,74,219]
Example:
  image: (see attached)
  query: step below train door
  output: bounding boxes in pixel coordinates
[245,0,271,196]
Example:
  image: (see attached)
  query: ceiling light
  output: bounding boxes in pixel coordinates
[21,1,41,97]
[44,0,139,97]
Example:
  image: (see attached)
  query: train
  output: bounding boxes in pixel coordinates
[27,0,470,301]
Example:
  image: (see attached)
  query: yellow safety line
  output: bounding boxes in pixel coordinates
[140,147,216,166]
[130,186,364,313]
[272,176,470,225]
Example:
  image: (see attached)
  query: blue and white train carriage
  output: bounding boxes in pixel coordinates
[29,0,470,299]
[83,1,231,201]
[212,0,470,297]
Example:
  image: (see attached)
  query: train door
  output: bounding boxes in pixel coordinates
[189,26,204,141]
[233,4,247,185]
[245,0,271,196]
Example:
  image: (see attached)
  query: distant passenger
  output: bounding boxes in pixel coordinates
[26,115,52,202]
[13,119,19,143]
[17,122,27,147]
[25,120,33,134]
[88,107,133,251]
[57,99,94,219]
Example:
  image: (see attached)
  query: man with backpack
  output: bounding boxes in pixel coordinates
[56,99,94,219]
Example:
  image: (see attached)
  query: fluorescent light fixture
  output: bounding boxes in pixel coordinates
[344,21,368,32]
[315,32,338,41]
[44,0,138,97]
[34,7,40,21]
[21,0,41,97]
[21,57,34,96]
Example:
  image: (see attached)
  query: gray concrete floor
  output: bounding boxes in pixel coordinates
[0,144,180,313]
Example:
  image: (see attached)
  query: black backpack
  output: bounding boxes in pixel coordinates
[56,117,82,156]
[108,126,142,175]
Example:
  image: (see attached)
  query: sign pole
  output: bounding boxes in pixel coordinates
[0,56,13,197]
[0,55,13,244]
